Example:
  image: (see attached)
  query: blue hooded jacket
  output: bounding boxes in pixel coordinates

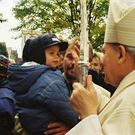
[8,63,78,134]
[0,81,15,134]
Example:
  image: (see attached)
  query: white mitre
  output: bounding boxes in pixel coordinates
[104,0,135,47]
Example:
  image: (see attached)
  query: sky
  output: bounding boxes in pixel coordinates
[0,0,22,57]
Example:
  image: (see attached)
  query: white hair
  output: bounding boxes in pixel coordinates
[110,43,135,60]
[126,46,135,58]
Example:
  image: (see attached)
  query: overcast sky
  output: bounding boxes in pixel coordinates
[0,0,22,57]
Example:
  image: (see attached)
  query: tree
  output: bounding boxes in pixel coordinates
[12,0,72,33]
[87,0,109,51]
[12,0,109,50]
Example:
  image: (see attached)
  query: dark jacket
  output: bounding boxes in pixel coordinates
[88,69,116,96]
[0,81,15,135]
[8,64,78,134]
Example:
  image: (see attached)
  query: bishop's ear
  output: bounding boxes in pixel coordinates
[118,45,126,63]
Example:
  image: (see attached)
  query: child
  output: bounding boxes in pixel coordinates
[0,55,15,135]
[8,34,78,135]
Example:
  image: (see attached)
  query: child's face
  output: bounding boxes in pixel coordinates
[45,45,61,68]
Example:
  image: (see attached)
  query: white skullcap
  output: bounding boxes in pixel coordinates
[104,0,135,47]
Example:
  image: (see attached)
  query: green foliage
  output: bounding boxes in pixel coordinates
[12,0,72,33]
[0,42,8,57]
[12,0,109,50]
[87,0,109,51]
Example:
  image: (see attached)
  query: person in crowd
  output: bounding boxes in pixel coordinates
[44,37,111,135]
[88,52,116,96]
[8,34,79,135]
[0,55,15,135]
[89,52,102,74]
[66,0,135,134]
[63,37,94,90]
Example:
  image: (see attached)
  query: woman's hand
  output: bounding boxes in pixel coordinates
[44,122,70,135]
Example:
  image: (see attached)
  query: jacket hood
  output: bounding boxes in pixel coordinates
[8,64,51,95]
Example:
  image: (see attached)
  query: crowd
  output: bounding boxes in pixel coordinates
[1,0,135,135]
